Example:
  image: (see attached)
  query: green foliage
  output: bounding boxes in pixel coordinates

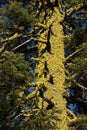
[0,51,59,129]
[0,51,33,127]
[76,120,87,130]
[65,27,87,52]
[0,51,33,89]
[0,0,37,51]
[6,1,36,27]
[65,0,86,9]
[0,16,5,29]
[20,108,59,130]
[72,28,87,45]
[0,15,8,34]
[65,26,87,114]
[70,116,87,130]
[0,0,87,129]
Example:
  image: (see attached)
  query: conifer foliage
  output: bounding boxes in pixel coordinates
[0,0,87,130]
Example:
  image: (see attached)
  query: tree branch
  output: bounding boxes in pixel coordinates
[65,45,86,61]
[67,109,77,122]
[0,33,22,44]
[66,3,84,16]
[64,91,87,105]
[12,38,34,51]
[12,37,47,52]
[25,83,42,100]
[74,80,87,92]
[70,116,87,124]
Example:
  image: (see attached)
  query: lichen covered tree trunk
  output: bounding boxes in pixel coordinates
[35,5,68,130]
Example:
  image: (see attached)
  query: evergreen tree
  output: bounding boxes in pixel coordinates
[30,0,87,129]
[0,0,37,54]
[0,1,58,129]
[0,0,87,130]
[0,51,33,128]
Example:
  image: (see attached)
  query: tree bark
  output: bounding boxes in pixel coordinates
[35,6,68,130]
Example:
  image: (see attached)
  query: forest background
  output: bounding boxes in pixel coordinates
[0,0,87,130]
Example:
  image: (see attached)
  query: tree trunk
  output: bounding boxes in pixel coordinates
[35,6,68,130]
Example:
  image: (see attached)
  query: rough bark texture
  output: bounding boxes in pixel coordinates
[35,6,68,130]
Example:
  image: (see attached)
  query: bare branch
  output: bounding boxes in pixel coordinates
[12,37,47,52]
[74,80,87,92]
[12,38,34,51]
[65,45,86,61]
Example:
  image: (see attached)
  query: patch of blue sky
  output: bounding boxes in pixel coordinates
[27,41,35,48]
[0,3,5,8]
[82,21,87,29]
[28,87,35,93]
[64,48,71,57]
[62,8,66,12]
[68,103,77,113]
[71,13,77,18]
[33,77,36,82]
[67,88,74,96]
